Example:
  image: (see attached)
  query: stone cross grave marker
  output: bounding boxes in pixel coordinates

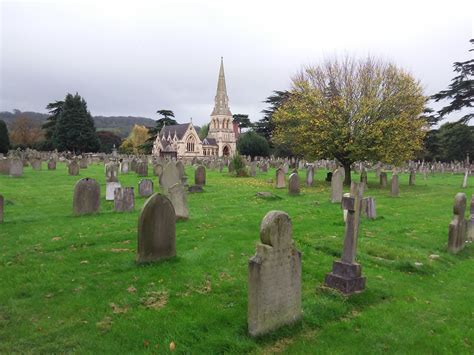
[248,211,302,337]
[325,182,366,295]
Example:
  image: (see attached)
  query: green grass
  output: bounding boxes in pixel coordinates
[0,163,473,354]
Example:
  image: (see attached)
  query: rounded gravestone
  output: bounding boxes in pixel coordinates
[68,161,80,176]
[138,179,154,197]
[137,193,176,263]
[288,173,300,195]
[73,178,100,215]
[195,165,206,186]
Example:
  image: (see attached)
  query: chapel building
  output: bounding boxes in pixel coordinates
[152,58,238,159]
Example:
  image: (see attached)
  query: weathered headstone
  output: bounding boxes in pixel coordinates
[288,173,300,195]
[68,160,80,176]
[0,194,3,223]
[120,160,129,174]
[462,169,468,188]
[114,187,135,212]
[31,159,42,171]
[153,163,164,178]
[331,168,343,203]
[176,161,186,183]
[364,197,377,220]
[325,183,366,295]
[106,182,121,201]
[138,179,154,197]
[409,169,416,186]
[137,193,176,263]
[248,211,302,337]
[9,158,23,177]
[250,162,257,177]
[468,195,474,242]
[161,162,180,195]
[275,168,285,189]
[105,162,119,182]
[195,165,206,186]
[73,178,100,215]
[47,159,56,170]
[168,183,189,220]
[448,193,467,254]
[136,161,148,177]
[79,158,88,169]
[380,172,388,187]
[306,165,314,187]
[391,173,399,197]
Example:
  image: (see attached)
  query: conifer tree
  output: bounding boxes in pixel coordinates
[0,120,10,154]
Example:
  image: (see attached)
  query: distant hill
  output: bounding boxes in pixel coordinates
[0,110,157,138]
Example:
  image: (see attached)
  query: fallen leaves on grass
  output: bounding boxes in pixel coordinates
[127,286,137,293]
[110,248,131,253]
[80,260,89,264]
[140,291,168,310]
[195,279,212,294]
[110,303,129,314]
[169,341,176,351]
[51,237,62,241]
[96,316,113,332]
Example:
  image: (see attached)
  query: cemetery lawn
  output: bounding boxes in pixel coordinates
[0,163,473,354]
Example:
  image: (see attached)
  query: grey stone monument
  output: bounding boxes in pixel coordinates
[391,173,399,197]
[138,179,154,197]
[325,182,366,295]
[275,168,285,189]
[379,172,387,188]
[73,178,100,216]
[106,182,121,201]
[195,165,206,186]
[137,193,176,263]
[105,162,119,182]
[288,173,300,195]
[9,158,23,177]
[68,160,80,176]
[248,211,302,337]
[448,193,467,254]
[168,183,189,220]
[114,187,135,212]
[331,168,343,203]
[306,165,314,187]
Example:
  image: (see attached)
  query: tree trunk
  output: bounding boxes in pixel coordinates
[343,163,352,186]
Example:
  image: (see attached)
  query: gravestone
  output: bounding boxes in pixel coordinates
[275,168,285,189]
[0,194,3,223]
[176,161,186,184]
[161,162,180,195]
[306,165,314,187]
[73,178,100,215]
[136,161,148,177]
[250,162,257,177]
[137,193,176,263]
[114,187,135,212]
[9,158,23,177]
[138,179,154,197]
[448,193,467,254]
[120,160,129,174]
[391,173,399,197]
[380,172,388,187]
[331,168,343,203]
[105,162,119,182]
[153,163,164,178]
[468,195,474,242]
[68,161,80,176]
[248,211,302,337]
[364,197,377,220]
[462,169,468,188]
[31,159,42,171]
[288,173,300,195]
[79,158,88,169]
[360,169,367,186]
[325,182,366,294]
[106,182,121,201]
[282,163,289,174]
[195,165,206,185]
[47,159,56,170]
[168,183,189,220]
[409,169,416,186]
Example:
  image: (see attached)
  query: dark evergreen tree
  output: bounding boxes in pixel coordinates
[237,130,270,158]
[232,114,252,129]
[255,90,291,142]
[142,109,177,154]
[42,100,64,149]
[431,39,474,123]
[55,93,100,153]
[438,122,474,161]
[97,131,123,153]
[0,120,10,154]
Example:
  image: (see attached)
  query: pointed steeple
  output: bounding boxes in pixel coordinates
[211,57,232,116]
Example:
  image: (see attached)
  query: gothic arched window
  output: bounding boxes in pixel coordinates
[186,136,195,152]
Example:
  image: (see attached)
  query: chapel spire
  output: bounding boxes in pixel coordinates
[211,57,232,116]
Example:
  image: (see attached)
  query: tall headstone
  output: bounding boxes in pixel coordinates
[136,161,148,177]
[73,178,100,215]
[275,168,285,189]
[306,165,314,187]
[250,162,257,177]
[248,211,302,337]
[448,193,467,254]
[195,165,206,186]
[114,187,135,212]
[391,173,399,197]
[68,160,80,176]
[168,183,189,220]
[379,172,387,187]
[120,160,129,174]
[161,162,180,195]
[331,168,343,203]
[462,169,468,188]
[138,179,154,197]
[288,173,300,195]
[137,193,176,263]
[409,169,416,186]
[105,162,119,182]
[0,194,4,223]
[9,158,23,177]
[176,161,186,184]
[325,183,366,294]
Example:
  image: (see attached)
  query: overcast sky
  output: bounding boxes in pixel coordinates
[1,0,473,126]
